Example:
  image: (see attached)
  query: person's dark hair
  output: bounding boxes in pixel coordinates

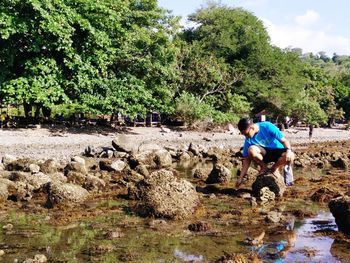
[238,118,252,132]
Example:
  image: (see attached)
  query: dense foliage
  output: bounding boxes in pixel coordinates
[1,1,349,126]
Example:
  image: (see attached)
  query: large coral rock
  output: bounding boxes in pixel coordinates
[46,182,89,207]
[133,169,200,219]
[329,196,350,235]
[252,173,286,198]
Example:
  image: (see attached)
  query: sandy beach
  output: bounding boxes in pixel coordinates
[0,125,349,160]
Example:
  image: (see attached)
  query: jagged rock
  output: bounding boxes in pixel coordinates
[46,182,89,207]
[205,164,232,184]
[329,196,350,235]
[133,169,200,219]
[252,173,286,198]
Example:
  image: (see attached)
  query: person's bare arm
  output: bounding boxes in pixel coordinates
[236,157,251,189]
[279,137,294,162]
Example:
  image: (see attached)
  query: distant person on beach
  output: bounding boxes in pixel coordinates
[309,124,314,140]
[235,118,295,189]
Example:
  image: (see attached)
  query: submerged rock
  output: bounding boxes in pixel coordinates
[329,196,350,235]
[133,169,200,219]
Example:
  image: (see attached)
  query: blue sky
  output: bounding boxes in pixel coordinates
[158,0,350,56]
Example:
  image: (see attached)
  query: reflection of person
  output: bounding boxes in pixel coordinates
[279,231,296,258]
[235,118,295,189]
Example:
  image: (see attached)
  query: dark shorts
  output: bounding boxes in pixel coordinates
[263,148,286,163]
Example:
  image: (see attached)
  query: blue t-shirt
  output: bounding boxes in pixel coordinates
[242,122,284,157]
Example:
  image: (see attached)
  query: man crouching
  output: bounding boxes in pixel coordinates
[235,118,295,189]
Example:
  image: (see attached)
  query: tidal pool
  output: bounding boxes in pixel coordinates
[0,164,349,262]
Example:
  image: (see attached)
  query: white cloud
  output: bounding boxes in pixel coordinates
[295,10,320,27]
[262,18,350,56]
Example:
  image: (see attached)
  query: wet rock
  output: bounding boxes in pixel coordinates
[311,187,340,203]
[188,221,211,232]
[0,249,4,256]
[134,169,200,219]
[329,196,350,235]
[45,182,89,207]
[205,164,232,184]
[259,187,276,203]
[252,173,286,198]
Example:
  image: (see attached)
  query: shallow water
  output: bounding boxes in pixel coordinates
[0,164,350,262]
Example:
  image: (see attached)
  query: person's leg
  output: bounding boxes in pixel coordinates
[270,151,295,176]
[247,145,268,174]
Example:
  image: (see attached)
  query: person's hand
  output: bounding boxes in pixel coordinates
[235,177,243,189]
[286,149,294,162]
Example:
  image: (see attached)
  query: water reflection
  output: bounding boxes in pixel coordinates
[284,211,341,262]
[174,249,205,262]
